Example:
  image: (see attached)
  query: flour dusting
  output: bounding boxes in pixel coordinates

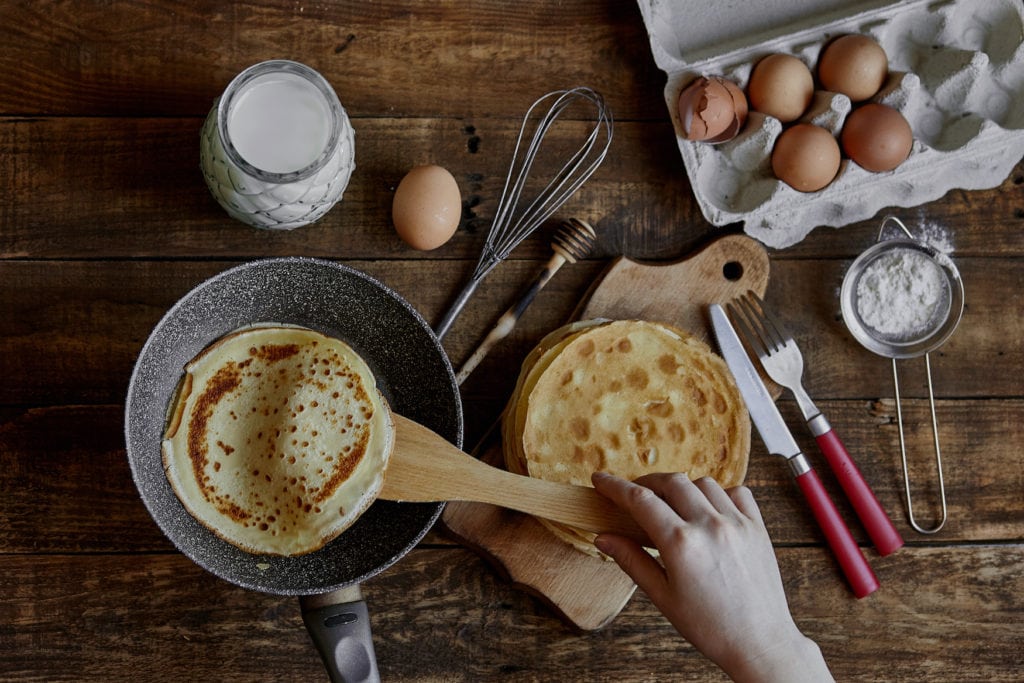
[856,248,949,340]
[912,212,955,254]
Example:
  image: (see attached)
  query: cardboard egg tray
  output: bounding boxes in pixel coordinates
[637,0,1024,248]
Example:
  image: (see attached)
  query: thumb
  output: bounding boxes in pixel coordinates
[595,534,669,601]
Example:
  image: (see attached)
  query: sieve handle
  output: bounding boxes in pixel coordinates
[815,428,905,556]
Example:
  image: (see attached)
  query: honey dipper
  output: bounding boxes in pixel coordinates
[455,218,597,385]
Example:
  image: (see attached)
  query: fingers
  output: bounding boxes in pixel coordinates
[728,485,765,525]
[591,474,674,602]
[631,472,744,523]
[595,471,763,528]
[592,472,684,548]
[593,533,668,602]
[691,476,737,516]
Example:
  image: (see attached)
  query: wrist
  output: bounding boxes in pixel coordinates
[720,629,834,683]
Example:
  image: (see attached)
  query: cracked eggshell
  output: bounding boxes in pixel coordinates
[638,0,1024,248]
[677,76,749,142]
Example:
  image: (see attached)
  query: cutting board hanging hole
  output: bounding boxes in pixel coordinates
[723,260,745,281]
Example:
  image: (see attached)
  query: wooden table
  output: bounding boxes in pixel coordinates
[2,2,1022,681]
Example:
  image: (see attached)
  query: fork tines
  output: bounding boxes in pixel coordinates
[726,290,791,358]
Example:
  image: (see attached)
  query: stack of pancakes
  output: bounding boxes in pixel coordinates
[162,325,393,556]
[502,319,750,556]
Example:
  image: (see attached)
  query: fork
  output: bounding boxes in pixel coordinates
[728,291,904,556]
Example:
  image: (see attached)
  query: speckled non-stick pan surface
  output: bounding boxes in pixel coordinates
[125,258,463,595]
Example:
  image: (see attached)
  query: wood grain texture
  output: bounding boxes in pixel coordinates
[1,0,1022,680]
[0,117,705,261]
[0,1,663,119]
[2,255,1021,407]
[441,433,639,632]
[1,547,1022,682]
[0,122,1021,261]
[574,234,770,341]
[4,397,1020,556]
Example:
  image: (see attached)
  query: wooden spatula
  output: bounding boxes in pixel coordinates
[380,413,650,547]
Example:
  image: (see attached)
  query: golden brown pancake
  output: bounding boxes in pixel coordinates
[162,325,393,556]
[502,319,750,556]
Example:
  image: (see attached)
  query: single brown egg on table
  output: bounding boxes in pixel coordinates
[392,164,462,250]
[818,34,889,102]
[771,123,842,192]
[677,76,748,143]
[748,54,814,123]
[841,103,913,172]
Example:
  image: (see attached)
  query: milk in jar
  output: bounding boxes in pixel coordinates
[200,60,355,230]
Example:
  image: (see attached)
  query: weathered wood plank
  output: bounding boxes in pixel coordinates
[1,117,1021,261]
[0,117,707,261]
[1,256,1020,407]
[1,2,1020,681]
[0,548,1021,682]
[1,402,1020,554]
[0,1,662,120]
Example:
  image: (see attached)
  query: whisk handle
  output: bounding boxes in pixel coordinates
[434,277,483,340]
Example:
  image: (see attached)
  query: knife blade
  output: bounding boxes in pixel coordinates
[710,305,802,461]
[709,304,879,599]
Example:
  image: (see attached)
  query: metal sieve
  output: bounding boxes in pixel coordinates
[840,216,964,534]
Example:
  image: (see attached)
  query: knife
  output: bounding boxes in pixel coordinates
[709,304,879,599]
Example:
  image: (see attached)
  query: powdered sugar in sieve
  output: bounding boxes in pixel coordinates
[841,223,962,360]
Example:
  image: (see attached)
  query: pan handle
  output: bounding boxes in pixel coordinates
[300,585,381,683]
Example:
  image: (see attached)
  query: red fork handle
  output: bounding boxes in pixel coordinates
[815,428,905,556]
[794,466,879,598]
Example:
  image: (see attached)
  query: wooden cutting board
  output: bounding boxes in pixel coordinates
[441,233,770,631]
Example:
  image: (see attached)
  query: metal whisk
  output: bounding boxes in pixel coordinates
[433,87,613,339]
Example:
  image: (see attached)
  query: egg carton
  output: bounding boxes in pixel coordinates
[638,0,1024,248]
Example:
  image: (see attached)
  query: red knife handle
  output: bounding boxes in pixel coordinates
[815,428,904,556]
[794,465,879,599]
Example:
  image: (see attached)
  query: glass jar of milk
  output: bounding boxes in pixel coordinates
[199,60,355,230]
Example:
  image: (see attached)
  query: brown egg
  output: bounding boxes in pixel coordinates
[841,103,913,172]
[392,165,462,250]
[818,35,889,102]
[771,124,841,192]
[676,76,748,143]
[748,54,814,123]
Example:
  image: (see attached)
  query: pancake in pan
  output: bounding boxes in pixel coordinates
[162,325,394,556]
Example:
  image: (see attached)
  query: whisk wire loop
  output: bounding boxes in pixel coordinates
[478,88,611,279]
[433,87,612,339]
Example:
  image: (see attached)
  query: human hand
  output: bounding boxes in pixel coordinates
[591,472,833,683]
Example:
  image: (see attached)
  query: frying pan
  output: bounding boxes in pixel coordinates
[124,258,463,682]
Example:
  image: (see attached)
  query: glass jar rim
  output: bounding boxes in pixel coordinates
[216,60,343,184]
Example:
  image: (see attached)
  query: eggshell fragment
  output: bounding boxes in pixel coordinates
[819,35,889,102]
[392,165,462,250]
[677,76,748,143]
[748,54,814,123]
[771,123,841,192]
[841,103,913,172]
